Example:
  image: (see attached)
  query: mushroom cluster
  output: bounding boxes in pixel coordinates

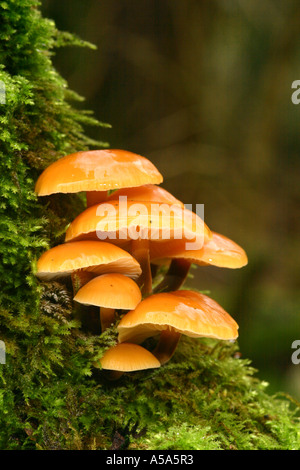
[35,149,247,376]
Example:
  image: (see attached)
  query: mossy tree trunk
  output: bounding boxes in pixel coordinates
[0,0,299,450]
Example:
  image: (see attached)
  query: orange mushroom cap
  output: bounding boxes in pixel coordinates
[74,273,142,310]
[150,231,248,269]
[35,149,163,196]
[36,240,141,280]
[99,342,161,372]
[65,199,211,248]
[117,291,239,344]
[107,184,184,208]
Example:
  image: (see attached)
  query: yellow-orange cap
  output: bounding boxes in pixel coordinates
[150,231,248,269]
[107,184,184,208]
[99,342,161,372]
[65,199,211,247]
[35,149,163,196]
[117,291,238,344]
[36,241,141,280]
[74,273,142,310]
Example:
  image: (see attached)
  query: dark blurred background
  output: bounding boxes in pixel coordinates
[42,0,300,399]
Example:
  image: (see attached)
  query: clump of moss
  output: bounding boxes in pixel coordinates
[3,336,299,450]
[0,0,299,451]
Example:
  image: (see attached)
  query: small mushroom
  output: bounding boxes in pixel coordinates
[117,291,239,365]
[65,200,211,295]
[151,231,248,292]
[74,273,142,332]
[35,149,163,207]
[36,240,141,293]
[97,342,161,380]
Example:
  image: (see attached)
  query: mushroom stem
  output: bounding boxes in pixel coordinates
[105,370,124,381]
[153,259,191,293]
[71,270,94,295]
[150,263,159,279]
[130,238,152,295]
[100,307,116,332]
[86,190,108,207]
[152,329,182,365]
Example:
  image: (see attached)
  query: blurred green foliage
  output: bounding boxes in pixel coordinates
[42,0,300,398]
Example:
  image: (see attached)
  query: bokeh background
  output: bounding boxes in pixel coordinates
[42,0,300,399]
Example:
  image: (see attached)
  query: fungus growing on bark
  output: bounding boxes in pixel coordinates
[65,200,211,295]
[74,273,142,332]
[35,149,163,207]
[117,291,238,365]
[34,145,246,373]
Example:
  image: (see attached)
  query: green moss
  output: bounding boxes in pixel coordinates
[0,0,299,451]
[2,334,299,450]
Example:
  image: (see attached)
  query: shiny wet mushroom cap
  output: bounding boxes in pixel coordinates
[65,199,210,244]
[117,291,238,365]
[151,231,248,269]
[36,240,142,282]
[150,231,248,293]
[99,342,161,372]
[35,149,163,206]
[74,273,142,331]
